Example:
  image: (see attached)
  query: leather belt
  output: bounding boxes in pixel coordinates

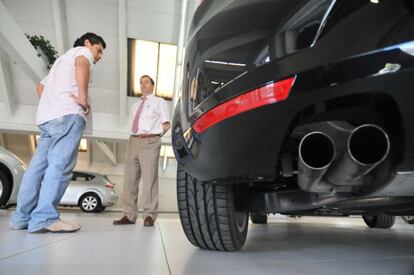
[132,134,160,138]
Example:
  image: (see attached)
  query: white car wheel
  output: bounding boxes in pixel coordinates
[80,193,101,212]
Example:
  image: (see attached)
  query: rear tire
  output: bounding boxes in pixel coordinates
[250,213,267,224]
[0,170,12,206]
[95,206,106,213]
[362,214,395,228]
[177,165,248,251]
[79,193,102,213]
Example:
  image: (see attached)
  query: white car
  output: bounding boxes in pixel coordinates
[1,146,117,212]
[61,171,118,213]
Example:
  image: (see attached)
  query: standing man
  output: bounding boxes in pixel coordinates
[10,33,106,233]
[114,75,170,227]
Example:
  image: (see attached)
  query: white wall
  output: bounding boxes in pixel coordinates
[1,0,53,107]
[65,0,121,114]
[127,0,181,44]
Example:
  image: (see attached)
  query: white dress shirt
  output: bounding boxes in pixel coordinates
[129,94,170,135]
[36,46,94,133]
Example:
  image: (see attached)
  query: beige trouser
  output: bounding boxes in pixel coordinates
[123,135,161,222]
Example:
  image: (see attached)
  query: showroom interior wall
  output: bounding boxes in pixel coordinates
[0,0,199,212]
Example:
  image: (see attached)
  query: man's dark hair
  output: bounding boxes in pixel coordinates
[73,32,106,49]
[140,75,155,86]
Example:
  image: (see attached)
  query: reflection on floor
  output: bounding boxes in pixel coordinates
[1,209,414,275]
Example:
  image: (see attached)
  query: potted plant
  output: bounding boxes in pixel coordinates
[25,34,58,69]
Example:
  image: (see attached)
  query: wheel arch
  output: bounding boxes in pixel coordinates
[77,190,103,206]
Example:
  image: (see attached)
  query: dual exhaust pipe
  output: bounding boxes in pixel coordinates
[298,124,390,193]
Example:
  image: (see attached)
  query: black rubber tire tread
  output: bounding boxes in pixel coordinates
[95,206,106,213]
[250,213,268,224]
[79,193,102,213]
[362,214,395,228]
[177,165,248,251]
[177,167,198,247]
[402,216,414,224]
[0,169,12,206]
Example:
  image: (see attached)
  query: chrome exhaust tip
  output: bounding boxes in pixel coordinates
[298,132,335,192]
[326,124,390,185]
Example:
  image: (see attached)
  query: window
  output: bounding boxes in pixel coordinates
[71,171,95,181]
[270,0,333,60]
[128,38,177,100]
[188,56,248,112]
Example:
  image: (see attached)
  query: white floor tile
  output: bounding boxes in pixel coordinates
[2,209,414,275]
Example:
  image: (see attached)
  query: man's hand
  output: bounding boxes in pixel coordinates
[72,94,90,115]
[162,122,171,136]
[36,83,44,98]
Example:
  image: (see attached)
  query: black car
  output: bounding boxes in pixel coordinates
[172,0,414,251]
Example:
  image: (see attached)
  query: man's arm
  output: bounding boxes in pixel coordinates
[36,83,44,98]
[73,56,90,114]
[160,99,171,136]
[162,122,171,136]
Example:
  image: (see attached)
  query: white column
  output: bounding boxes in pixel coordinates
[0,50,14,117]
[52,0,69,55]
[94,140,118,166]
[119,0,128,124]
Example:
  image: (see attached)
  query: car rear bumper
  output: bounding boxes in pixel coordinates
[101,190,118,206]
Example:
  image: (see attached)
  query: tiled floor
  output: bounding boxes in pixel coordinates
[1,209,414,275]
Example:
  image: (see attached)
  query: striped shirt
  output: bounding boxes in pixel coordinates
[36,46,94,132]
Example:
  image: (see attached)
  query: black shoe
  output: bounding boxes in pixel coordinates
[113,216,135,225]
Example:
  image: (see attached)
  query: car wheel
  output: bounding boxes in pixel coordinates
[362,214,395,228]
[250,213,267,224]
[401,216,414,224]
[79,193,102,213]
[0,170,12,206]
[177,165,248,251]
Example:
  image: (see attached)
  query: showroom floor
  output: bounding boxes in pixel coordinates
[1,210,414,275]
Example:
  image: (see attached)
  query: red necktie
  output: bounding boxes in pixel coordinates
[132,97,147,133]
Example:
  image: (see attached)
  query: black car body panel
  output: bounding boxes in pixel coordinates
[175,46,414,181]
[173,0,414,211]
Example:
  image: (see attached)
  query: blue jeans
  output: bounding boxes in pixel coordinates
[10,114,85,232]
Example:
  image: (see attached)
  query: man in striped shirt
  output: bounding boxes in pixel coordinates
[10,33,106,233]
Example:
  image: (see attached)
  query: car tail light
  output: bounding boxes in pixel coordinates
[192,76,295,134]
[105,182,114,189]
